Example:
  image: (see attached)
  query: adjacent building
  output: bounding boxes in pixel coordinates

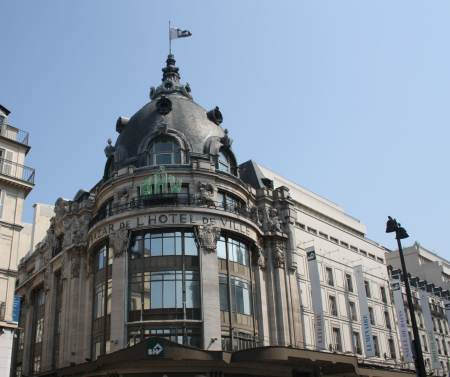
[387,242,450,375]
[0,105,35,377]
[13,56,416,377]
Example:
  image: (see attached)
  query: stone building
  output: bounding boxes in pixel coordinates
[0,105,35,377]
[387,243,450,375]
[13,56,414,377]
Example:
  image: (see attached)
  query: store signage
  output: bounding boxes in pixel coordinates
[306,247,325,350]
[89,212,255,244]
[354,265,375,357]
[390,279,413,363]
[419,289,440,370]
[147,339,164,357]
[139,167,183,195]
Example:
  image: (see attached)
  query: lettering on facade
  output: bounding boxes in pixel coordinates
[139,167,183,195]
[89,212,253,245]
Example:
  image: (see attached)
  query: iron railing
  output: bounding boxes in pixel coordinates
[0,158,35,184]
[90,193,256,228]
[0,123,30,145]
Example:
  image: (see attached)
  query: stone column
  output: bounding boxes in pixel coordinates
[263,239,278,345]
[41,266,55,371]
[271,238,290,346]
[196,225,222,351]
[21,294,33,375]
[252,244,270,346]
[109,229,129,352]
[81,252,94,362]
[67,249,82,365]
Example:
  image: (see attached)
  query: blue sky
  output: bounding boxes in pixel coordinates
[1,1,449,258]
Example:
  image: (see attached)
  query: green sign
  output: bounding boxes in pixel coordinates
[140,167,183,195]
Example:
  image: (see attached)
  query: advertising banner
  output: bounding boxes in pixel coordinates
[306,247,326,350]
[419,289,440,370]
[390,278,414,363]
[354,265,375,357]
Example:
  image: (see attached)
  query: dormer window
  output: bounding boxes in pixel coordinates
[148,136,181,165]
[217,150,230,172]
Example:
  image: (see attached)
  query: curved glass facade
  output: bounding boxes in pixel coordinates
[127,230,201,348]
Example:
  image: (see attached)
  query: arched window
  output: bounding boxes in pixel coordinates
[217,150,231,173]
[148,136,181,165]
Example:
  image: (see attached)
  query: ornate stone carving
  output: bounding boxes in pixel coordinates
[44,266,52,292]
[272,241,285,269]
[260,207,282,233]
[110,228,129,257]
[220,128,232,148]
[252,243,266,269]
[250,206,262,227]
[71,258,80,278]
[196,225,221,253]
[197,182,216,208]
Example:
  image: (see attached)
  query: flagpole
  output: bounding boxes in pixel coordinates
[169,20,171,55]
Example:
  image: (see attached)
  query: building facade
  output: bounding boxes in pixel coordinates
[0,105,35,377]
[13,56,415,377]
[387,243,450,375]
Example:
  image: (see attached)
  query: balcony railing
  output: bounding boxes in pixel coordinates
[0,158,35,184]
[0,123,30,146]
[90,193,256,228]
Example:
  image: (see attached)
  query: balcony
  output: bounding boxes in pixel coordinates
[89,193,256,228]
[0,123,30,146]
[0,158,35,184]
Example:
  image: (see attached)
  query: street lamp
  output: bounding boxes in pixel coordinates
[386,216,427,377]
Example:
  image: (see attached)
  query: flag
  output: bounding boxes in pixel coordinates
[170,28,192,40]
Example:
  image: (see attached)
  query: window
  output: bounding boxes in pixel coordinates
[438,319,443,334]
[353,332,362,354]
[350,245,358,252]
[380,287,387,303]
[326,267,334,286]
[345,274,353,292]
[217,236,249,266]
[219,274,252,315]
[364,280,371,298]
[307,227,317,235]
[384,310,391,329]
[436,338,442,355]
[130,231,197,259]
[422,334,428,352]
[332,327,342,352]
[148,136,181,165]
[217,191,244,213]
[443,340,448,355]
[369,306,375,325]
[418,313,424,328]
[319,232,328,239]
[388,338,396,359]
[217,150,231,173]
[360,249,367,256]
[373,335,380,357]
[330,237,338,244]
[329,296,338,316]
[33,355,41,373]
[368,253,375,260]
[35,318,43,343]
[340,241,348,248]
[349,301,357,321]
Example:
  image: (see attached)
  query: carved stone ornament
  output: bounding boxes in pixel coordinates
[70,250,81,279]
[272,241,285,269]
[104,138,115,158]
[220,128,233,148]
[197,182,216,208]
[44,266,52,292]
[252,243,266,269]
[260,207,283,233]
[196,224,221,253]
[110,228,129,257]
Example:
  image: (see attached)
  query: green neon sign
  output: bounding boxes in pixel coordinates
[140,167,183,195]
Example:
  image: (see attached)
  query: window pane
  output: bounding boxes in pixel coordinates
[163,281,176,308]
[175,233,182,255]
[183,235,197,256]
[163,234,175,255]
[151,235,162,256]
[156,154,172,165]
[144,236,151,257]
[151,281,162,309]
[155,142,173,153]
[186,280,200,308]
[130,236,143,259]
[220,276,229,311]
[176,279,183,308]
[217,239,226,259]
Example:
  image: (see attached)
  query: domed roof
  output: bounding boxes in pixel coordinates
[112,55,229,169]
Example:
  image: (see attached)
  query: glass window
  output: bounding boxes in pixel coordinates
[373,335,380,357]
[218,236,249,266]
[346,273,353,292]
[130,231,198,258]
[388,338,396,359]
[217,237,226,259]
[326,267,334,286]
[35,318,43,343]
[349,301,357,321]
[364,280,371,298]
[185,271,200,308]
[94,282,105,319]
[217,150,230,173]
[231,277,252,315]
[332,327,342,352]
[148,136,181,166]
[97,245,107,271]
[384,310,391,329]
[369,306,375,325]
[329,296,338,316]
[353,331,362,354]
[184,232,197,256]
[219,275,229,311]
[380,286,387,303]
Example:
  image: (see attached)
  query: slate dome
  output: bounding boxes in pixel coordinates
[111,55,230,170]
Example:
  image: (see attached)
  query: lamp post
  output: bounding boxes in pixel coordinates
[386,216,427,377]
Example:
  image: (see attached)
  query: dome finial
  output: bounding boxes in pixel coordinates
[162,54,180,83]
[150,54,193,101]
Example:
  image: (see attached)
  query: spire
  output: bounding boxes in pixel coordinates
[150,54,192,101]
